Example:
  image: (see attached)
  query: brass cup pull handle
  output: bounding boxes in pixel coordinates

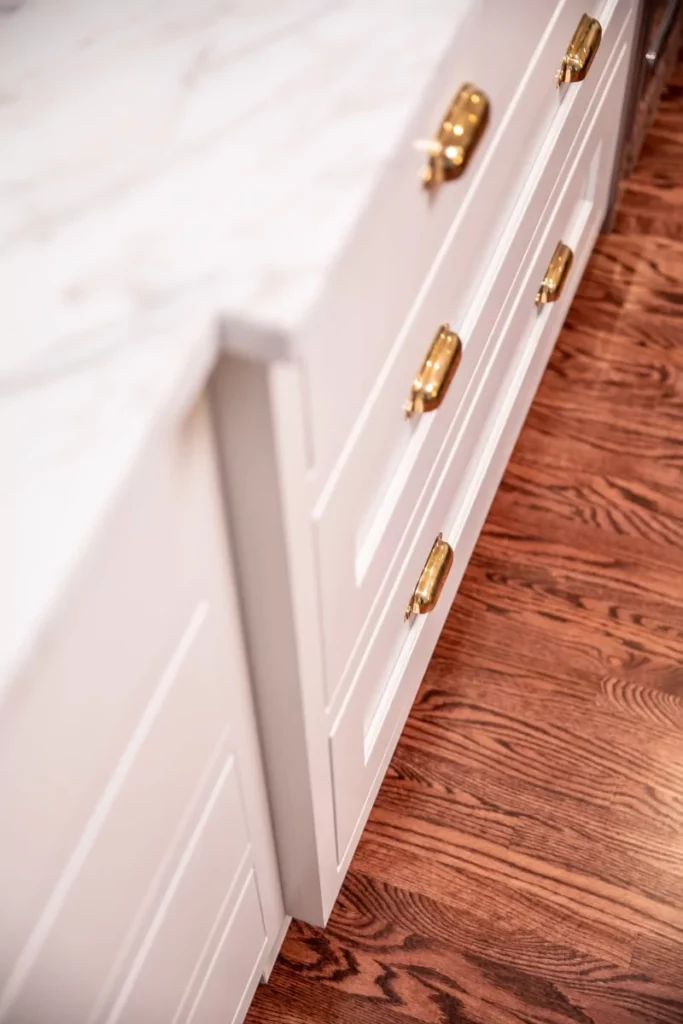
[556,14,602,85]
[421,82,489,191]
[404,325,462,417]
[405,534,454,620]
[535,242,573,305]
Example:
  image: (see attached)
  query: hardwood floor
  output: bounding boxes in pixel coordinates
[246,62,683,1024]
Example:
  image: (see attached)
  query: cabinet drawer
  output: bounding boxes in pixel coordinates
[114,768,266,1024]
[181,872,266,1024]
[303,0,612,483]
[4,650,250,1022]
[314,0,633,704]
[0,396,284,1019]
[329,31,631,863]
[4,754,264,1024]
[0,399,229,977]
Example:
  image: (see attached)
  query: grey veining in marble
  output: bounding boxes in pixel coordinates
[1,0,472,373]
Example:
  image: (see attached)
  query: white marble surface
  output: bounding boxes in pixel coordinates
[0,0,471,687]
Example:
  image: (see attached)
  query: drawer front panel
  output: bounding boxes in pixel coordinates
[0,398,283,1020]
[0,400,229,976]
[329,32,631,864]
[4,755,262,1024]
[115,769,265,1024]
[303,0,603,486]
[314,0,632,705]
[4,633,250,1022]
[181,872,266,1024]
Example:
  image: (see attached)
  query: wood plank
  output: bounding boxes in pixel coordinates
[491,462,683,557]
[265,874,646,1024]
[597,676,683,729]
[362,804,683,945]
[351,833,635,970]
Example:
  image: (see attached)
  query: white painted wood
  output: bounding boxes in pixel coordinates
[260,915,292,984]
[209,359,338,926]
[0,398,285,1022]
[2,401,222,984]
[313,0,632,707]
[330,20,633,864]
[110,768,263,1024]
[183,872,266,1024]
[301,0,589,483]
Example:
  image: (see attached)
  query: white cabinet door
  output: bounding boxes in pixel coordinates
[0,396,284,1024]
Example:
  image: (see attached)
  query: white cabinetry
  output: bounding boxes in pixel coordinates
[212,0,637,927]
[0,1,639,1018]
[0,398,283,1024]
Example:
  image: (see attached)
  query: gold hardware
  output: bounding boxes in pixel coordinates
[535,242,573,305]
[405,534,454,620]
[421,82,489,191]
[404,325,462,417]
[556,14,602,85]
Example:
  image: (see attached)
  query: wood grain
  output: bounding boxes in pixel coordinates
[247,50,683,1024]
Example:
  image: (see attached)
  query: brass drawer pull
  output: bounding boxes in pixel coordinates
[535,242,573,305]
[404,325,462,417]
[556,14,602,85]
[421,82,489,191]
[405,534,454,620]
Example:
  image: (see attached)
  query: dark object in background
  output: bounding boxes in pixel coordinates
[606,0,682,223]
[627,0,682,173]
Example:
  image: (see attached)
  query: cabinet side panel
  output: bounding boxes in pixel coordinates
[209,356,334,925]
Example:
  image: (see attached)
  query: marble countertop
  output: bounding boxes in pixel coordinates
[1,0,471,688]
